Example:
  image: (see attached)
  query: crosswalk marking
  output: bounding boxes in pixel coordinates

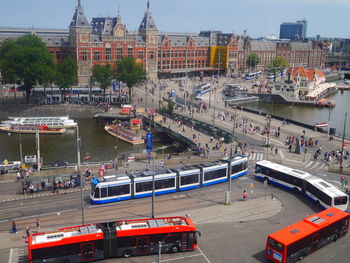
[247,152,264,161]
[303,161,326,171]
[9,248,25,263]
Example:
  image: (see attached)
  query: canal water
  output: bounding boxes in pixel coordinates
[244,90,350,139]
[0,118,175,164]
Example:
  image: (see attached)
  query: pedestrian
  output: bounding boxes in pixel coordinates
[249,182,254,197]
[16,171,21,182]
[275,148,278,155]
[26,226,30,238]
[288,144,292,153]
[12,220,17,234]
[36,218,40,233]
[160,160,164,169]
[242,190,248,201]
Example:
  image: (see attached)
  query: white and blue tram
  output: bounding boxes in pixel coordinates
[90,156,249,204]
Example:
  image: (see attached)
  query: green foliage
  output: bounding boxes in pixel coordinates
[246,53,260,69]
[92,64,114,99]
[115,57,147,103]
[0,34,56,99]
[55,57,77,90]
[160,101,174,116]
[266,56,290,81]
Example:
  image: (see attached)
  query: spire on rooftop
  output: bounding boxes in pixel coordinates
[139,0,157,31]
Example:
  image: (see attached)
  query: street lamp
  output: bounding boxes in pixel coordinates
[151,154,156,218]
[76,125,85,225]
[226,108,236,205]
[340,112,348,170]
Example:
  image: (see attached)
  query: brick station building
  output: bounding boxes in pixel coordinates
[0,0,328,86]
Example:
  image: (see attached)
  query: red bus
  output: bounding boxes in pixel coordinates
[28,216,199,263]
[266,207,349,263]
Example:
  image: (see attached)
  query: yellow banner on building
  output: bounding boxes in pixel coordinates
[209,46,229,69]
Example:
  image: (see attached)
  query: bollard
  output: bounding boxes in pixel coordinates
[271,193,274,199]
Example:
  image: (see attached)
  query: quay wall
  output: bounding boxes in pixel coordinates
[0,104,98,118]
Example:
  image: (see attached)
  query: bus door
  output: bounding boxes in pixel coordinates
[311,233,320,252]
[181,232,194,251]
[136,237,150,255]
[80,243,94,261]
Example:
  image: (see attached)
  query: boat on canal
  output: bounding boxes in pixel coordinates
[0,116,77,129]
[104,125,144,145]
[0,125,66,135]
[314,122,328,128]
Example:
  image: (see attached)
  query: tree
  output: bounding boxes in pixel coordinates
[55,57,77,101]
[115,57,147,103]
[92,64,114,101]
[266,56,290,82]
[246,53,260,71]
[0,34,55,100]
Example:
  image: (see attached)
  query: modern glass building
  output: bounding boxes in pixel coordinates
[280,20,307,40]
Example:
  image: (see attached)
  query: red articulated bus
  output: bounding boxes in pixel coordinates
[28,216,200,263]
[266,207,349,263]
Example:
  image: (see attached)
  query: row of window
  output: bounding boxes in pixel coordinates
[287,218,349,256]
[256,165,333,206]
[158,50,208,58]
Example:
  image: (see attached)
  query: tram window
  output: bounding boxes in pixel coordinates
[155,178,175,189]
[94,188,100,198]
[181,174,199,185]
[136,181,153,192]
[231,163,243,174]
[204,168,226,181]
[101,187,107,198]
[108,185,130,196]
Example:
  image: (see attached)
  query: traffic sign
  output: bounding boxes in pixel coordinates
[146,132,153,152]
[343,143,347,149]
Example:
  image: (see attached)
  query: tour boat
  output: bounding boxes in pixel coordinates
[0,116,77,128]
[104,125,144,145]
[314,122,328,128]
[0,125,66,135]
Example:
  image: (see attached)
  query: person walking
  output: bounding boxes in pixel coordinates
[36,218,40,233]
[242,190,248,201]
[12,220,17,234]
[160,160,164,169]
[26,226,30,238]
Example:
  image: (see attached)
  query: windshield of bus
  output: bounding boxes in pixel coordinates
[334,196,349,206]
[268,237,284,252]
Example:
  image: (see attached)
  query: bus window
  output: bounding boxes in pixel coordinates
[334,196,348,206]
[268,238,284,252]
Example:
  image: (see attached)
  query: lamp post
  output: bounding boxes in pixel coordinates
[340,112,348,170]
[226,108,236,205]
[151,154,156,218]
[76,125,85,225]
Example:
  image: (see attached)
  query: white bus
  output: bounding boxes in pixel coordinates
[255,160,349,211]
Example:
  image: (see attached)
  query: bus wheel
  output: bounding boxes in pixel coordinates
[315,201,321,208]
[298,253,305,261]
[171,246,179,253]
[264,178,269,184]
[122,249,132,258]
[293,188,299,194]
[59,259,70,263]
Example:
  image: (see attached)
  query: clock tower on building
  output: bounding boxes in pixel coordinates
[69,0,92,86]
[138,0,158,80]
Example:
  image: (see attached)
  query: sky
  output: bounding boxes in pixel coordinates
[0,0,349,38]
